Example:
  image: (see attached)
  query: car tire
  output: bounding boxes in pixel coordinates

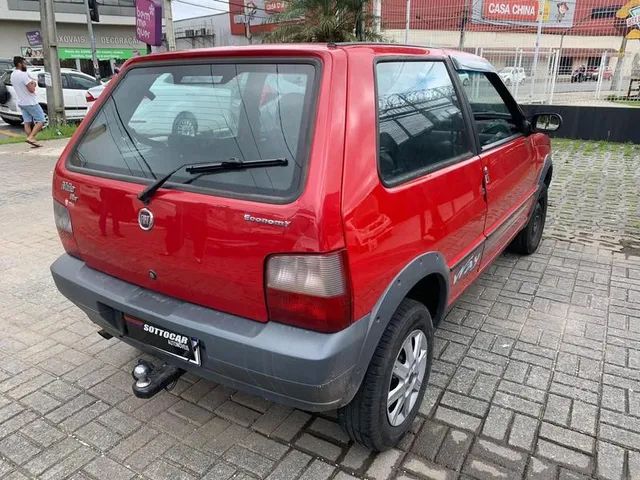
[509,186,547,255]
[338,298,433,451]
[0,116,23,126]
[172,112,198,137]
[38,104,49,127]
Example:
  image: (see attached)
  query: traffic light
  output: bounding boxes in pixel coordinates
[89,0,100,22]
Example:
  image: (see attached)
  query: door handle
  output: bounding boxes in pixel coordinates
[483,166,491,185]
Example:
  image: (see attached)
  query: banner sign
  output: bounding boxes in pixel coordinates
[136,0,163,46]
[618,2,640,39]
[264,0,286,13]
[25,30,43,47]
[625,5,640,27]
[58,47,140,60]
[482,0,538,22]
[472,0,576,28]
[21,46,43,59]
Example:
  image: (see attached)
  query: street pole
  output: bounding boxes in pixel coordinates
[84,0,100,80]
[404,0,411,44]
[164,0,176,51]
[40,0,65,126]
[529,0,544,99]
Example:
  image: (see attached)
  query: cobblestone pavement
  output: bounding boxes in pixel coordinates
[0,139,639,480]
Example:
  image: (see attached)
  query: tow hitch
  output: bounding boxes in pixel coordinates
[131,359,185,399]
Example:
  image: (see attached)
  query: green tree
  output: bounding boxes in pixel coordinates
[264,0,382,43]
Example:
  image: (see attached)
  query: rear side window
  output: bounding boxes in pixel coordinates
[69,74,100,90]
[375,61,471,185]
[69,62,317,202]
[458,71,522,148]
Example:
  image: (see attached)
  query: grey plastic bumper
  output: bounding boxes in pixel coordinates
[50,254,371,411]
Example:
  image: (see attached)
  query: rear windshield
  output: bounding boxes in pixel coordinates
[69,62,317,202]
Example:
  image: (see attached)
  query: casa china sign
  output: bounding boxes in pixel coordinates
[482,0,539,22]
[135,0,162,46]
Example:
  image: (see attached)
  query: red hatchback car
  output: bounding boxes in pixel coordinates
[51,44,560,450]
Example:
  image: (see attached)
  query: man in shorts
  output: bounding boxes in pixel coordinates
[10,56,44,147]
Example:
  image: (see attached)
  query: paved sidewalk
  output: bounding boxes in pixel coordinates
[0,139,639,480]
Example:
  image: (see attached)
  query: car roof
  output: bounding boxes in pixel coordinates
[122,43,496,73]
[27,67,95,77]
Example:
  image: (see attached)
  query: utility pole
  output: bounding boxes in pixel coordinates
[458,1,468,50]
[611,35,628,93]
[529,0,544,99]
[164,0,176,51]
[404,0,411,44]
[373,0,381,34]
[85,0,100,80]
[244,1,256,45]
[40,0,65,126]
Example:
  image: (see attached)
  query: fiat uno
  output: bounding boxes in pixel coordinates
[51,44,560,450]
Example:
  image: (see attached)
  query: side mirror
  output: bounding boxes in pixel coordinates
[531,112,562,133]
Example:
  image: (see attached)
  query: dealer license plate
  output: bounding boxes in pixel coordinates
[124,315,201,365]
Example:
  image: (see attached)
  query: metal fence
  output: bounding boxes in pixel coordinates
[380,0,640,106]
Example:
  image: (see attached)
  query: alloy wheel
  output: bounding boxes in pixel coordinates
[387,329,428,427]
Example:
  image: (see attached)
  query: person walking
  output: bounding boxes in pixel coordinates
[10,56,44,148]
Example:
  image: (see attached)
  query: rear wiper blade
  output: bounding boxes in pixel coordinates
[138,158,287,204]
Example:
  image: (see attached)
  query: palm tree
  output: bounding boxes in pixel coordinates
[264,0,383,43]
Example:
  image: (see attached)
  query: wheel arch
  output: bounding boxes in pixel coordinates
[539,154,553,188]
[343,252,449,406]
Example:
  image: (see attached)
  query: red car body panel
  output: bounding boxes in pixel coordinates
[52,44,550,331]
[341,47,489,318]
[53,46,348,323]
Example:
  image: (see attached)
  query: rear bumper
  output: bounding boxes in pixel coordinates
[50,254,370,411]
[0,108,21,120]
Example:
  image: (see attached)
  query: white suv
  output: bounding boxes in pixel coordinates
[498,67,526,87]
[0,67,101,125]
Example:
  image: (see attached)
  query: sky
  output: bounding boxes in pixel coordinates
[172,0,229,20]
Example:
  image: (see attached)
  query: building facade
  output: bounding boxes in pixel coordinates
[174,13,253,50]
[0,0,146,77]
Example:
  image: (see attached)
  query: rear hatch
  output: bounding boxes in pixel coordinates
[53,54,338,322]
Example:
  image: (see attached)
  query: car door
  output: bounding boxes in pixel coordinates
[459,70,537,270]
[60,74,78,116]
[343,57,488,310]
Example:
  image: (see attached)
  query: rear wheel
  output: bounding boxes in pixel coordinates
[509,186,547,255]
[338,298,433,451]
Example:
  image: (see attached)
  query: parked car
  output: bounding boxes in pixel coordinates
[0,67,101,125]
[0,59,14,72]
[50,44,560,451]
[590,66,613,81]
[498,66,526,86]
[85,82,106,111]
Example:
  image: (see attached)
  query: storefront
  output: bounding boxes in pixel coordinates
[0,20,146,78]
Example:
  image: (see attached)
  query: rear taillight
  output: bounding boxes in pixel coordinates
[53,200,80,257]
[266,251,352,333]
[86,92,96,102]
[54,200,72,233]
